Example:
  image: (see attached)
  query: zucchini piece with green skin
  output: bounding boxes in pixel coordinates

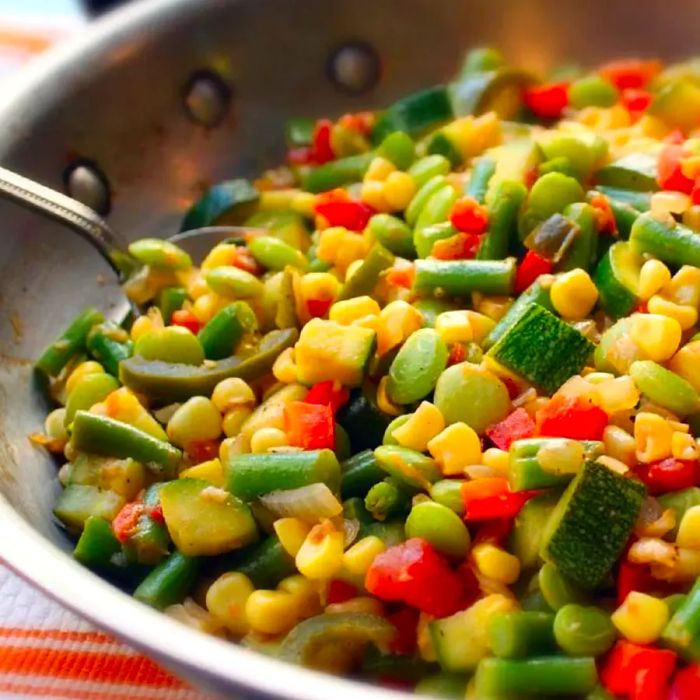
[413,258,516,297]
[86,323,133,376]
[426,131,462,167]
[485,139,540,195]
[74,516,122,569]
[558,203,598,272]
[159,478,258,556]
[658,488,700,540]
[508,491,561,570]
[487,305,595,395]
[596,153,659,192]
[336,388,393,453]
[302,153,374,193]
[630,212,700,267]
[134,326,205,365]
[407,155,451,190]
[181,179,259,230]
[540,461,646,589]
[477,180,527,260]
[414,185,459,234]
[594,241,643,318]
[133,551,200,610]
[338,244,394,301]
[341,450,385,499]
[197,302,256,361]
[54,485,125,532]
[662,577,700,661]
[630,360,700,416]
[450,68,535,119]
[226,449,341,502]
[466,156,496,202]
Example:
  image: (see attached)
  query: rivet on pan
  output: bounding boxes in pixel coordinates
[328,42,380,95]
[184,71,232,127]
[64,161,111,216]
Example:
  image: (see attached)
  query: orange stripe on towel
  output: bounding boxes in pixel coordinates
[0,629,116,644]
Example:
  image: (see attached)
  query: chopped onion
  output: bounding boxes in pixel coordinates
[343,518,360,548]
[628,537,677,568]
[260,483,342,522]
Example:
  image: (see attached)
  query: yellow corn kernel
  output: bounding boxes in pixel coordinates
[465,311,496,345]
[603,425,637,466]
[482,448,510,475]
[672,431,700,461]
[272,347,298,384]
[192,292,226,325]
[634,412,674,463]
[295,520,345,580]
[650,191,691,218]
[550,269,599,320]
[665,265,700,308]
[434,310,473,345]
[245,590,299,635]
[299,271,342,305]
[638,259,672,301]
[683,205,700,231]
[592,375,640,414]
[472,544,521,585]
[205,572,254,636]
[186,273,210,300]
[364,156,396,182]
[167,396,222,448]
[473,294,512,321]
[596,455,630,475]
[219,434,248,463]
[130,314,156,342]
[201,243,238,271]
[669,341,700,393]
[360,180,390,212]
[222,407,253,438]
[376,376,402,417]
[611,592,669,645]
[316,227,368,275]
[428,422,482,476]
[329,296,381,325]
[677,505,700,550]
[65,361,105,396]
[343,536,386,576]
[180,458,225,486]
[99,387,166,440]
[212,378,256,413]
[629,313,682,362]
[274,517,312,557]
[392,402,445,452]
[647,295,698,331]
[250,427,288,454]
[278,575,322,618]
[376,300,424,356]
[326,597,385,616]
[291,191,316,218]
[384,171,417,211]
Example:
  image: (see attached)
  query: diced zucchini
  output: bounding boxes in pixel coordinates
[450,68,535,119]
[486,304,594,395]
[181,179,259,230]
[540,462,646,589]
[485,139,541,195]
[54,485,125,532]
[595,153,659,192]
[593,241,643,319]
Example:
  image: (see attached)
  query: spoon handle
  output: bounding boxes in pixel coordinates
[0,165,133,280]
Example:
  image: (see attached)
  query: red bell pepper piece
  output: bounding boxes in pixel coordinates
[523,82,570,120]
[287,145,317,166]
[284,401,335,450]
[447,342,466,366]
[432,232,482,260]
[636,457,699,496]
[186,439,220,464]
[306,297,333,319]
[658,144,694,193]
[326,579,358,604]
[461,477,539,521]
[147,502,165,525]
[338,111,375,136]
[455,561,482,609]
[670,664,700,700]
[112,502,145,543]
[599,59,662,91]
[231,245,262,275]
[617,559,656,605]
[311,118,335,164]
[600,640,677,700]
[536,394,609,441]
[365,538,465,618]
[621,88,653,116]
[472,518,514,546]
[314,199,374,231]
[449,197,490,235]
[385,265,415,289]
[515,251,554,294]
[486,407,536,451]
[589,193,617,236]
[386,607,419,655]
[692,179,700,206]
[170,308,201,335]
[304,380,350,414]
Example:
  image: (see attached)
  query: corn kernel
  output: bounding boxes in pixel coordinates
[669,341,700,393]
[638,259,672,301]
[596,455,630,475]
[187,273,210,300]
[192,292,226,325]
[650,191,691,218]
[634,412,674,464]
[66,361,105,395]
[647,295,698,331]
[592,375,640,414]
[274,517,312,557]
[167,397,222,448]
[329,296,381,325]
[653,547,700,583]
[472,544,521,585]
[384,171,417,211]
[360,180,390,212]
[665,265,700,307]
[611,592,668,645]
[272,347,298,384]
[434,310,474,345]
[677,505,700,549]
[250,427,288,453]
[295,520,345,580]
[316,228,368,275]
[603,425,637,466]
[376,300,424,355]
[99,387,165,440]
[683,205,700,231]
[376,376,402,417]
[291,191,317,218]
[219,434,249,463]
[473,294,512,321]
[672,431,700,461]
[299,271,342,306]
[428,422,482,476]
[180,458,225,486]
[364,156,396,182]
[343,536,386,576]
[550,269,599,320]
[245,590,299,635]
[222,406,253,438]
[465,311,497,344]
[130,314,157,342]
[278,575,322,618]
[205,572,254,635]
[212,378,256,413]
[392,402,445,452]
[629,313,682,362]
[326,597,385,616]
[482,448,510,475]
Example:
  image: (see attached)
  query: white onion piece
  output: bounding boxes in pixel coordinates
[260,483,342,522]
[343,518,360,548]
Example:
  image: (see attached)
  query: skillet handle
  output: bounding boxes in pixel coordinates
[0,165,134,280]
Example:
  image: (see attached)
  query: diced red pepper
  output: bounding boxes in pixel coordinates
[666,130,687,145]
[536,394,609,441]
[386,607,419,655]
[636,458,699,496]
[589,193,618,236]
[186,439,220,464]
[284,400,335,450]
[635,301,649,314]
[449,197,490,235]
[287,145,317,166]
[692,179,700,206]
[170,308,201,335]
[304,380,350,414]
[112,502,145,543]
[365,538,465,618]
[314,198,374,231]
[385,265,415,289]
[670,664,700,700]
[306,297,333,319]
[472,518,514,546]
[311,118,335,165]
[523,82,570,120]
[326,578,358,604]
[658,144,694,193]
[616,559,656,605]
[432,232,482,260]
[599,59,662,91]
[621,88,653,116]
[461,477,539,521]
[486,407,536,451]
[231,246,262,275]
[338,111,375,136]
[515,250,554,294]
[600,641,677,700]
[447,342,466,366]
[147,502,165,525]
[454,562,482,609]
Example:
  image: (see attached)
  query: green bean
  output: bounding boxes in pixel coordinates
[302,153,374,193]
[226,449,341,501]
[73,515,122,569]
[630,360,700,416]
[341,450,385,499]
[128,238,192,270]
[205,265,265,298]
[219,536,296,589]
[414,221,458,259]
[36,307,105,377]
[387,328,448,404]
[367,214,416,259]
[334,423,351,461]
[488,611,556,659]
[559,203,598,271]
[405,501,470,559]
[248,235,308,271]
[466,156,496,203]
[477,180,526,260]
[338,243,394,300]
[198,302,256,360]
[133,551,200,610]
[539,563,587,611]
[665,593,688,617]
[134,326,205,365]
[274,268,299,330]
[553,604,615,656]
[475,656,597,696]
[429,480,466,515]
[64,372,119,425]
[405,175,448,225]
[70,411,182,478]
[87,323,133,376]
[595,186,651,211]
[157,286,187,322]
[412,258,516,297]
[365,477,411,520]
[414,185,459,234]
[408,155,451,189]
[415,672,468,698]
[374,445,441,489]
[662,577,700,661]
[377,131,416,170]
[630,212,700,268]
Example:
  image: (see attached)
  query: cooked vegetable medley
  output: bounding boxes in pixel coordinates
[33,48,700,697]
